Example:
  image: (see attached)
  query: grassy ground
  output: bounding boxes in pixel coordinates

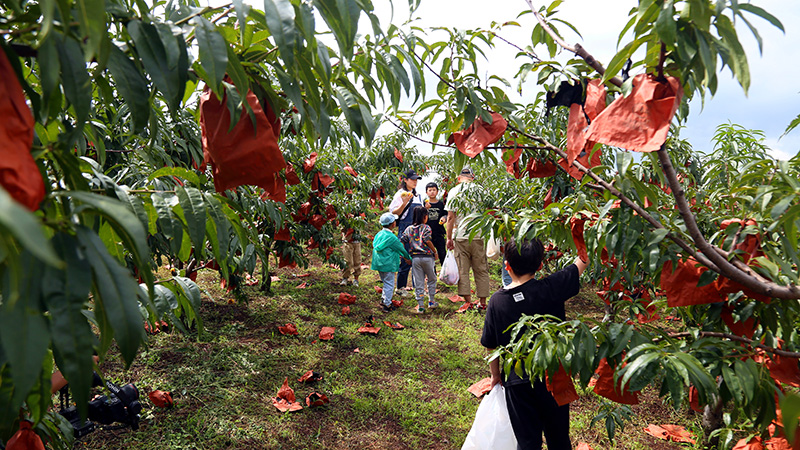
[75,253,702,450]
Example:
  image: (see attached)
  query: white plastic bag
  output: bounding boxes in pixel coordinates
[486,234,501,260]
[461,384,518,450]
[439,251,460,285]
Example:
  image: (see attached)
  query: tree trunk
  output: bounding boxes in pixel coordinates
[702,395,723,448]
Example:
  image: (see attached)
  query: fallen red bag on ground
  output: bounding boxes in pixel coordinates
[0,50,45,211]
[278,323,298,335]
[643,424,696,444]
[449,112,508,158]
[306,392,330,407]
[341,306,350,315]
[319,327,335,340]
[199,86,286,198]
[732,436,763,450]
[338,292,356,305]
[545,365,579,406]
[357,324,381,335]
[298,370,323,383]
[5,420,45,450]
[148,390,174,408]
[585,74,682,152]
[467,377,492,397]
[591,358,639,404]
[273,377,303,412]
[383,321,405,330]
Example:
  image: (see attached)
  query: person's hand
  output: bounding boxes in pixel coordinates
[403,258,412,265]
[446,238,454,250]
[490,374,502,387]
[439,217,446,225]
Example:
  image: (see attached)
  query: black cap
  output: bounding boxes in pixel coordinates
[460,167,475,178]
[425,182,439,190]
[404,170,422,180]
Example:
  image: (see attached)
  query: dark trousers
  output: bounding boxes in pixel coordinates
[505,381,572,450]
[431,234,446,265]
[396,219,412,289]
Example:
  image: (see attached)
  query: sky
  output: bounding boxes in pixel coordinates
[369,0,800,160]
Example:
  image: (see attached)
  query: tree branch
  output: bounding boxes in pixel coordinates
[668,331,800,359]
[506,123,720,270]
[525,1,624,88]
[657,146,800,299]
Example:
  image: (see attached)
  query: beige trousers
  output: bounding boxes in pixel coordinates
[342,241,362,280]
[454,238,490,298]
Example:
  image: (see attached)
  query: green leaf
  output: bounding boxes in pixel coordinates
[107,44,151,133]
[57,191,153,289]
[127,20,188,111]
[193,17,229,98]
[263,0,297,67]
[42,233,95,419]
[770,194,795,220]
[56,34,91,130]
[0,187,62,268]
[77,226,145,366]
[0,252,50,409]
[147,166,202,187]
[75,0,106,62]
[176,186,206,260]
[231,0,250,42]
[225,46,250,98]
[655,0,676,45]
[780,393,800,443]
[152,192,184,255]
[715,15,750,94]
[738,3,784,33]
[173,276,203,335]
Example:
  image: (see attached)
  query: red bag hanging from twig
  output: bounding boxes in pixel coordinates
[199,86,286,200]
[585,74,682,152]
[0,50,45,211]
[448,112,508,158]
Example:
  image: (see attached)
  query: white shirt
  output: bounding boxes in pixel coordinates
[388,189,424,221]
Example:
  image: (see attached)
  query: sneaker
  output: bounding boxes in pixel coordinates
[412,306,425,314]
[396,290,408,298]
[428,301,439,309]
[380,303,393,313]
[339,279,350,286]
[352,280,359,287]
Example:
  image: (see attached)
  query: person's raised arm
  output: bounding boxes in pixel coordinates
[574,257,588,275]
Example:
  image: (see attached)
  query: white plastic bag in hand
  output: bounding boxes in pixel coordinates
[486,233,501,260]
[461,384,518,450]
[439,251,460,285]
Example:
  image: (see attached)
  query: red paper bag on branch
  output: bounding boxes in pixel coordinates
[394,147,403,162]
[344,164,358,177]
[590,358,640,404]
[503,143,523,179]
[5,420,45,450]
[448,112,508,158]
[585,74,682,152]
[527,158,558,178]
[284,163,301,185]
[0,50,45,211]
[303,152,317,173]
[545,365,579,406]
[200,86,286,199]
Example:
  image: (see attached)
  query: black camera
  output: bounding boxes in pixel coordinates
[58,373,143,438]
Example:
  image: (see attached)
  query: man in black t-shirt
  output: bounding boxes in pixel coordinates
[424,182,448,265]
[481,238,587,450]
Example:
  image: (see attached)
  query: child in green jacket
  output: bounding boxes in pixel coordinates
[371,212,412,313]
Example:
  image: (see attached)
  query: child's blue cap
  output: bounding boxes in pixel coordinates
[379,212,398,226]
